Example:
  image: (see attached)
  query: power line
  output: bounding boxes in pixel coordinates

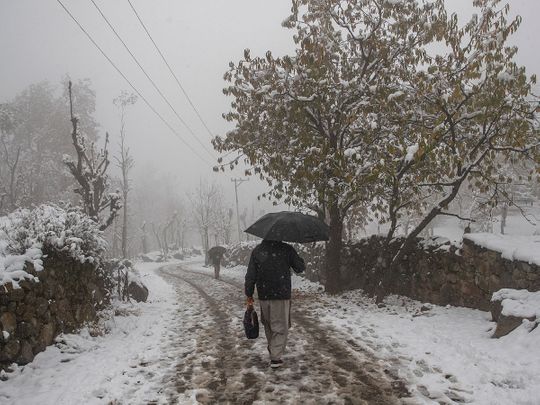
[88,0,216,160]
[127,0,216,140]
[55,0,212,165]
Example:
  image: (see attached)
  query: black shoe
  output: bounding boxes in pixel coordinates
[270,360,283,368]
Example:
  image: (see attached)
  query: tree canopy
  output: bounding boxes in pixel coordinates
[213,0,539,293]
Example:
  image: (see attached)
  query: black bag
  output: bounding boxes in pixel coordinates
[243,306,259,339]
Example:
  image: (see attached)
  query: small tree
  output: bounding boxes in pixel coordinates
[189,180,220,263]
[140,221,149,254]
[214,196,234,245]
[63,81,121,231]
[113,91,137,258]
[0,103,21,213]
[169,207,189,250]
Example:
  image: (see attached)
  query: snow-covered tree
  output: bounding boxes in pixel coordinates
[189,180,220,263]
[373,0,539,299]
[213,193,234,245]
[215,0,538,295]
[0,80,99,214]
[213,0,445,292]
[63,81,121,231]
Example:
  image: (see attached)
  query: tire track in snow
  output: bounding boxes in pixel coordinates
[160,267,265,404]
[161,264,411,404]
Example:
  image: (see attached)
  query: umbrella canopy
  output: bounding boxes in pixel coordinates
[208,246,227,257]
[245,211,329,243]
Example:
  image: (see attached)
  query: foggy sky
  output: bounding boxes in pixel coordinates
[0,0,538,209]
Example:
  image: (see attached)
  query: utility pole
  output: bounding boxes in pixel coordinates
[231,178,249,242]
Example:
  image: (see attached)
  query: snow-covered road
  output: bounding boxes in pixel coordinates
[159,263,408,404]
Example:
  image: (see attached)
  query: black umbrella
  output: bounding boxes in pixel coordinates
[245,211,329,243]
[208,246,226,257]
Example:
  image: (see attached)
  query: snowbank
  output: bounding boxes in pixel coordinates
[492,288,540,319]
[0,261,177,404]
[0,205,105,288]
[464,233,540,266]
[185,260,540,405]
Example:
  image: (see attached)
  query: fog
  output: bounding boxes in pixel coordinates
[0,0,296,203]
[0,0,539,248]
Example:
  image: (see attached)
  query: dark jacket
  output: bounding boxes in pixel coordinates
[245,240,305,300]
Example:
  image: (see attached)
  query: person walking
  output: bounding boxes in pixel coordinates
[245,239,305,368]
[208,246,226,280]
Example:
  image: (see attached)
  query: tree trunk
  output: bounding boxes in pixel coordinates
[140,222,148,254]
[324,204,343,294]
[202,227,210,265]
[112,217,119,257]
[500,204,508,235]
[121,198,128,258]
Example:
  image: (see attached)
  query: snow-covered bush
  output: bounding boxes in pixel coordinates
[0,204,106,287]
[222,241,258,267]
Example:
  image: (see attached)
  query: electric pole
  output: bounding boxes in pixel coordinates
[231,178,249,242]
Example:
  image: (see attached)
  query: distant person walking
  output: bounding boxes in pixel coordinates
[245,239,305,368]
[208,246,226,280]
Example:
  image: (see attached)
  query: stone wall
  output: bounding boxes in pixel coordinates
[222,242,257,268]
[223,237,540,311]
[333,237,540,311]
[0,253,110,368]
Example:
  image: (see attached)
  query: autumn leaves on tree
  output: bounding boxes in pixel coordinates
[213,0,539,294]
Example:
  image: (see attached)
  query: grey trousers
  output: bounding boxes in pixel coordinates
[259,299,291,361]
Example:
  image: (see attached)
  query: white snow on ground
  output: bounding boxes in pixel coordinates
[0,261,178,405]
[464,233,540,266]
[2,255,539,404]
[191,261,540,405]
[314,290,540,405]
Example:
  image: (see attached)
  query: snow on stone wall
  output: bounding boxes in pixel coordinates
[0,254,111,367]
[464,233,540,266]
[0,205,106,288]
[0,205,110,368]
[223,234,540,312]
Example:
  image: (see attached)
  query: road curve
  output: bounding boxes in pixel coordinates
[159,263,411,405]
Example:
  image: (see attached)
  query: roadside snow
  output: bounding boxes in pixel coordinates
[291,279,540,405]
[464,233,540,266]
[200,262,540,405]
[492,289,540,319]
[316,290,540,405]
[0,261,177,405]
